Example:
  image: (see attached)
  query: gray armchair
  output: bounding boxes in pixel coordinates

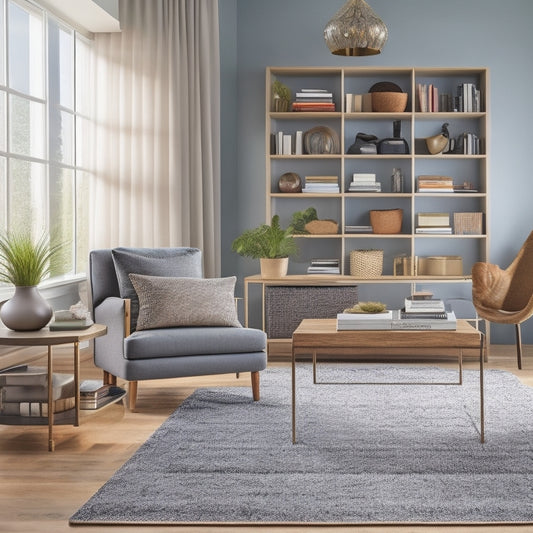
[89,247,267,409]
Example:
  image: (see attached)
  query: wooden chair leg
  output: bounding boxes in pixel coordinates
[251,371,260,401]
[128,381,138,410]
[515,323,523,370]
[103,371,117,386]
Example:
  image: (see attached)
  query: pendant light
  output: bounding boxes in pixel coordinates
[324,0,388,56]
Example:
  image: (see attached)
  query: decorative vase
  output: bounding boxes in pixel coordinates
[260,257,288,279]
[0,286,53,331]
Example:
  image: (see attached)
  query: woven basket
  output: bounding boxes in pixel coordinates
[371,92,408,112]
[350,249,383,278]
[305,219,338,234]
[370,208,403,234]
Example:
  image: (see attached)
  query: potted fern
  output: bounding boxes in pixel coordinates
[0,232,64,331]
[231,215,298,278]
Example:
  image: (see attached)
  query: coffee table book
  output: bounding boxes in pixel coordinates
[337,310,457,330]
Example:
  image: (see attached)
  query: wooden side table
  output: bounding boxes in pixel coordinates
[0,324,107,451]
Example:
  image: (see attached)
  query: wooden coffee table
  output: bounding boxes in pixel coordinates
[291,318,485,444]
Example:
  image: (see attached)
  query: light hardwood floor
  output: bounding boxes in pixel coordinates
[0,344,532,533]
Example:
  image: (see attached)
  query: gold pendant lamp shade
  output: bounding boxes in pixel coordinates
[324,0,388,56]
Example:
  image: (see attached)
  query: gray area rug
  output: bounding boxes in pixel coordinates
[70,365,533,525]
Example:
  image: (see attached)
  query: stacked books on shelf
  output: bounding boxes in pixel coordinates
[291,89,335,112]
[416,82,481,112]
[415,212,452,234]
[79,380,126,410]
[345,225,373,233]
[307,258,340,275]
[417,175,454,193]
[456,132,480,155]
[303,175,339,193]
[50,310,94,331]
[348,173,381,192]
[0,365,75,419]
[337,307,456,330]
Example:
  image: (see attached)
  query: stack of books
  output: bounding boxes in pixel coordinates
[303,175,339,193]
[416,82,481,113]
[348,173,381,192]
[0,365,75,419]
[79,380,125,410]
[402,297,448,319]
[291,89,335,112]
[417,175,454,193]
[337,308,456,330]
[415,212,452,234]
[307,258,340,274]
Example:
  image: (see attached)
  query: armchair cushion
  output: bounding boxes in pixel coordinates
[129,274,241,330]
[124,326,266,360]
[111,247,202,331]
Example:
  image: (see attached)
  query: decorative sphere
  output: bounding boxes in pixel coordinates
[278,172,302,193]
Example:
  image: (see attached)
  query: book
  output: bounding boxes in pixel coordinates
[0,365,47,387]
[0,397,75,417]
[49,318,94,330]
[80,380,112,399]
[415,227,452,234]
[404,298,445,313]
[0,372,75,402]
[417,212,450,227]
[80,386,125,410]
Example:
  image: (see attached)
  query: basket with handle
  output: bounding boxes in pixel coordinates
[350,249,384,278]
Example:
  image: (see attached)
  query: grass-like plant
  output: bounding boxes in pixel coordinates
[231,215,298,259]
[0,232,64,286]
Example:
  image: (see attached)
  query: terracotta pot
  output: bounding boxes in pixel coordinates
[0,286,53,331]
[260,257,288,279]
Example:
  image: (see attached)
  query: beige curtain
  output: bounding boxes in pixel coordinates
[90,0,221,277]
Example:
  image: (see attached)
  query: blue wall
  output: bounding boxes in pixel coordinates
[219,0,533,344]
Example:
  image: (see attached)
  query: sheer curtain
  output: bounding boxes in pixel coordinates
[90,0,221,276]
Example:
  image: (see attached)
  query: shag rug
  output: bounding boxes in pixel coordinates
[70,365,533,525]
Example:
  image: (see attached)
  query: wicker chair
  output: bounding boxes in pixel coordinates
[471,230,533,369]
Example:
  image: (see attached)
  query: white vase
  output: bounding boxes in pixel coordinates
[0,286,53,331]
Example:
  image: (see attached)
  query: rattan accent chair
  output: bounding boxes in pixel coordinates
[472,230,533,369]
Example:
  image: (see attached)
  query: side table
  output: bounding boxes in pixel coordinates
[0,324,107,451]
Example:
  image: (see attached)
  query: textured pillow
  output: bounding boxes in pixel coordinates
[111,247,202,331]
[128,274,242,330]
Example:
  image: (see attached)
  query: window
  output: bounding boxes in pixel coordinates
[0,0,93,280]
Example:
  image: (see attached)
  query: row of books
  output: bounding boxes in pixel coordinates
[292,89,335,112]
[307,258,340,275]
[416,82,481,113]
[345,93,373,113]
[302,175,340,194]
[272,131,303,156]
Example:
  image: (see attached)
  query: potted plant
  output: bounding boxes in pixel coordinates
[272,80,291,112]
[0,231,64,331]
[231,215,298,278]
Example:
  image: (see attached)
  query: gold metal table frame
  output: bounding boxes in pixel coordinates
[291,319,485,444]
[0,324,107,451]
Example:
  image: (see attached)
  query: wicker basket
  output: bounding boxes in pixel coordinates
[305,219,338,234]
[370,208,403,234]
[350,249,383,278]
[371,92,408,112]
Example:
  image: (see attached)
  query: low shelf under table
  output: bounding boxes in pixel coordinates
[0,324,108,451]
[291,318,485,444]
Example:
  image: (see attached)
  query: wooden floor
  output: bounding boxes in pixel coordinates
[0,344,532,533]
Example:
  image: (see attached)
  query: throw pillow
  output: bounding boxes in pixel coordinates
[128,274,242,330]
[111,247,202,331]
